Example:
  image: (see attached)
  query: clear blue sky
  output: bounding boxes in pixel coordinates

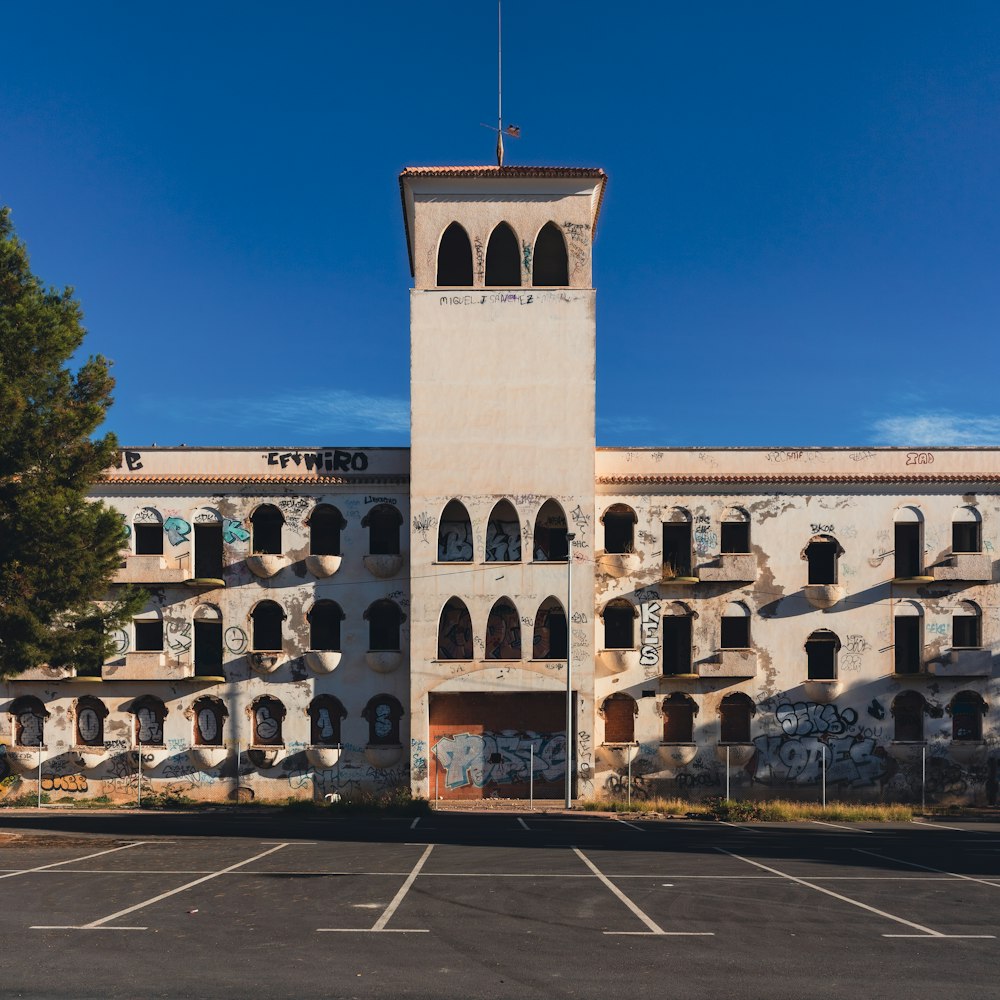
[3,2,999,449]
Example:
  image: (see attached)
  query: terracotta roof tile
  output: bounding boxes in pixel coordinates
[598,474,1000,486]
[100,474,409,486]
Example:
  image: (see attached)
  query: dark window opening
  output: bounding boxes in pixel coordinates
[367,600,402,652]
[365,504,402,556]
[251,602,284,651]
[953,521,981,554]
[532,222,569,286]
[365,696,403,746]
[251,505,283,555]
[437,222,474,286]
[193,698,227,746]
[194,620,223,675]
[486,501,521,561]
[806,540,838,584]
[952,693,984,741]
[893,692,925,742]
[134,620,163,652]
[603,505,636,554]
[720,695,753,744]
[438,500,474,561]
[309,504,345,556]
[132,696,166,746]
[485,599,521,659]
[954,611,981,648]
[75,697,107,747]
[662,615,693,675]
[894,523,922,578]
[134,523,163,556]
[894,616,922,674]
[533,500,568,561]
[533,602,567,659]
[252,698,285,746]
[485,222,521,286]
[721,520,750,553]
[663,523,692,577]
[603,601,635,649]
[11,697,47,747]
[662,695,695,743]
[603,695,636,743]
[806,632,839,680]
[720,616,750,649]
[309,601,344,651]
[309,696,346,746]
[438,598,473,659]
[194,523,223,578]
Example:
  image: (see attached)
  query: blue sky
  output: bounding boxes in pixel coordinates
[3,2,999,449]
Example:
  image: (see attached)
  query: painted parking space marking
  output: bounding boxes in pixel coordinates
[911,820,968,833]
[410,817,421,830]
[854,848,1000,890]
[811,820,873,834]
[0,841,145,883]
[614,817,644,832]
[717,848,995,939]
[31,843,290,931]
[317,845,433,934]
[517,817,530,831]
[572,847,713,937]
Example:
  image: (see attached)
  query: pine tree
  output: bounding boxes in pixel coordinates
[0,207,142,675]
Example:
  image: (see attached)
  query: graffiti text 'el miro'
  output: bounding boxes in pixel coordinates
[266,450,368,472]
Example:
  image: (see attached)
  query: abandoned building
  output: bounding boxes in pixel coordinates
[3,164,999,806]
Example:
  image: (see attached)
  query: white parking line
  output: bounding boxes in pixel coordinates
[0,842,145,882]
[718,822,760,833]
[614,817,644,832]
[318,845,433,934]
[31,843,290,931]
[410,817,421,830]
[716,848,994,939]
[911,820,968,833]
[811,821,873,834]
[572,847,713,937]
[854,848,1000,889]
[517,817,530,831]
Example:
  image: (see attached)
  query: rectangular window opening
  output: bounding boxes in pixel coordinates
[134,524,163,556]
[894,523,922,578]
[953,522,981,554]
[134,620,164,652]
[194,524,224,578]
[662,616,692,676]
[194,621,223,675]
[663,523,692,577]
[720,617,750,650]
[720,521,750,554]
[893,617,921,674]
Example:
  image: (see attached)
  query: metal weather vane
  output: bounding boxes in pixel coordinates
[480,0,520,166]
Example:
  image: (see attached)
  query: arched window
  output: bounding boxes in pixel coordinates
[663,509,693,579]
[485,222,521,286]
[894,506,924,579]
[951,691,986,742]
[533,596,567,659]
[952,506,983,554]
[437,222,474,286]
[11,696,48,747]
[251,696,285,747]
[192,696,227,747]
[438,598,473,659]
[806,630,840,680]
[309,600,345,651]
[532,222,568,286]
[603,598,636,650]
[251,504,284,555]
[363,503,402,556]
[953,601,982,648]
[438,500,473,561]
[192,507,224,579]
[533,499,568,561]
[366,599,403,652]
[75,697,107,748]
[720,601,751,649]
[719,693,755,744]
[309,504,346,557]
[133,508,164,555]
[364,695,403,746]
[662,693,697,743]
[894,601,923,675]
[485,598,521,659]
[485,500,521,562]
[193,603,223,676]
[309,695,347,746]
[892,691,926,742]
[251,600,285,652]
[602,693,638,743]
[804,534,842,585]
[663,602,694,676]
[721,508,751,553]
[131,695,167,746]
[133,609,164,652]
[602,504,636,554]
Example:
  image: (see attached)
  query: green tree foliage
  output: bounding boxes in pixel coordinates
[0,207,143,676]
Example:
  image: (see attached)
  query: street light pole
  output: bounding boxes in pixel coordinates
[565,531,576,809]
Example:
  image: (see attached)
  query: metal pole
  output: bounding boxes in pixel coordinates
[921,745,926,814]
[137,739,142,808]
[235,741,241,805]
[821,742,826,808]
[37,746,42,808]
[726,745,731,801]
[529,744,534,810]
[627,751,632,809]
[565,533,575,809]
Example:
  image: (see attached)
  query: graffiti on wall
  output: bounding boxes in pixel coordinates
[163,517,191,546]
[432,731,566,789]
[222,518,250,544]
[749,734,886,788]
[485,601,520,659]
[485,518,521,561]
[265,449,369,472]
[41,773,88,793]
[639,601,661,670]
[438,601,473,659]
[439,516,473,561]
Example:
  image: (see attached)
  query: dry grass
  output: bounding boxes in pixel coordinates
[582,797,913,822]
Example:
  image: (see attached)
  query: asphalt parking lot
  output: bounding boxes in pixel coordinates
[1,810,998,1000]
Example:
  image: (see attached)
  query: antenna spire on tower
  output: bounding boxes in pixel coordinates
[497,0,503,166]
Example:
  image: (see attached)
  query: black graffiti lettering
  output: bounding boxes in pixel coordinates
[124,451,143,471]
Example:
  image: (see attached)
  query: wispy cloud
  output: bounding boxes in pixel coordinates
[598,414,657,435]
[872,411,1000,446]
